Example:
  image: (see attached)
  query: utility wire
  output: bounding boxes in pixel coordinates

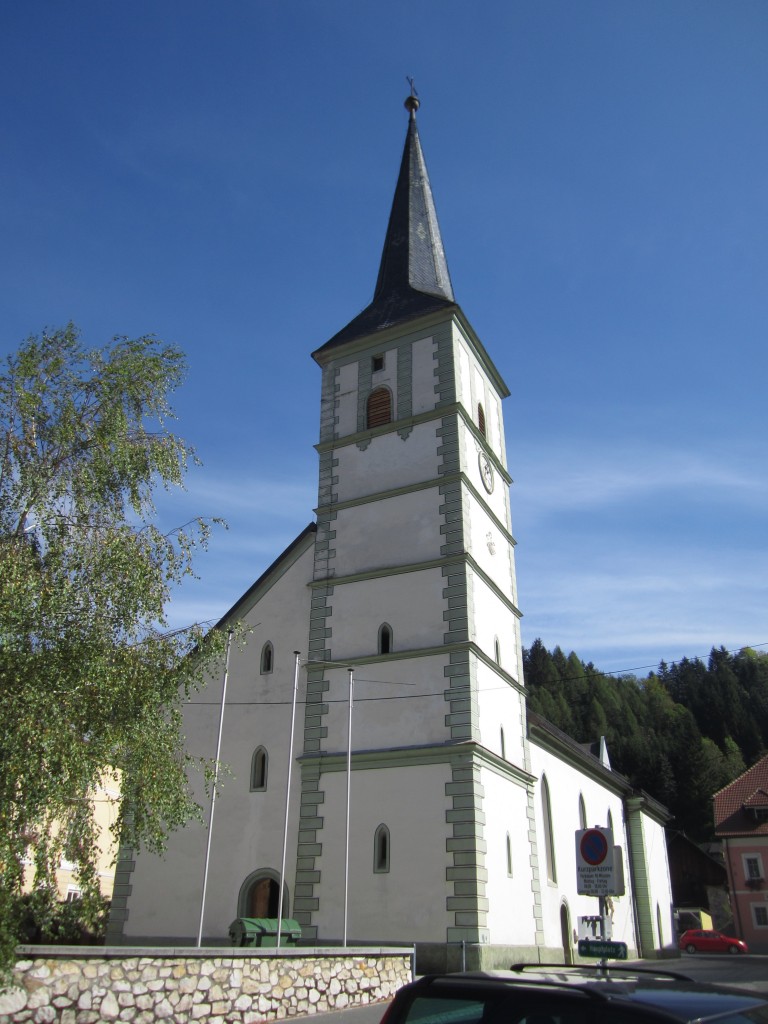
[181,639,768,708]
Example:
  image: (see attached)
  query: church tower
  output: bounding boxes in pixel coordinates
[114,92,676,968]
[295,93,535,963]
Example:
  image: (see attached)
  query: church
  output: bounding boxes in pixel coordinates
[109,94,674,969]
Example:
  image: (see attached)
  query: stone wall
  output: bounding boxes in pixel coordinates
[1,946,412,1024]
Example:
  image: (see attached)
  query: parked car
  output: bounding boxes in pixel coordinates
[379,967,768,1024]
[678,929,749,955]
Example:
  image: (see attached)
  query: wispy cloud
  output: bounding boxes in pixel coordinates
[513,440,767,515]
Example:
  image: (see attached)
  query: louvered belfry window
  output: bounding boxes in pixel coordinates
[478,403,486,437]
[367,386,392,428]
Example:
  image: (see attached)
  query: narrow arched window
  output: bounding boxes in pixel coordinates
[579,793,587,830]
[542,774,557,883]
[478,403,486,437]
[607,808,614,834]
[374,824,390,873]
[506,833,513,876]
[378,623,393,655]
[260,642,273,675]
[494,636,501,665]
[251,747,268,791]
[500,727,506,760]
[367,387,392,428]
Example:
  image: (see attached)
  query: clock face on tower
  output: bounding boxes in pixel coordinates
[478,451,495,494]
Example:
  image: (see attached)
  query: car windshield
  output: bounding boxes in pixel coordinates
[395,982,768,1024]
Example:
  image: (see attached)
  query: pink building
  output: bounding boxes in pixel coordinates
[714,754,768,952]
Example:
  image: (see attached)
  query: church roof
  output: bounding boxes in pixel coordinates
[313,92,458,359]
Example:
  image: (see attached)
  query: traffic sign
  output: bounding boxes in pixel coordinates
[575,828,618,895]
[578,939,628,960]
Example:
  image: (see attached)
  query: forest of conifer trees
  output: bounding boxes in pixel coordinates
[523,641,768,841]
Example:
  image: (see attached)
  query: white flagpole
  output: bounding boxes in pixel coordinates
[343,666,354,947]
[197,627,233,947]
[277,651,301,946]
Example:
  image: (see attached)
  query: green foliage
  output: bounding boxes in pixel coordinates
[523,639,768,843]
[0,325,231,975]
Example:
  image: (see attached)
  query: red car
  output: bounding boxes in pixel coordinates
[679,928,749,954]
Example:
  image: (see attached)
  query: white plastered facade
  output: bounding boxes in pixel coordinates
[112,309,675,967]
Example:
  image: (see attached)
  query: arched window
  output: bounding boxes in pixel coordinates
[579,793,587,830]
[367,387,392,428]
[251,747,268,791]
[478,403,486,437]
[374,823,390,873]
[494,636,501,665]
[260,641,274,675]
[500,727,506,760]
[378,623,393,655]
[541,774,557,883]
[506,833,513,876]
[607,808,614,834]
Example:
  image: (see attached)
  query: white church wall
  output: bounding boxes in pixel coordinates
[411,335,437,415]
[334,425,439,503]
[453,327,505,458]
[528,742,640,955]
[459,422,510,527]
[319,653,453,753]
[637,812,676,952]
[469,569,519,678]
[312,763,452,944]
[481,767,539,946]
[328,569,445,660]
[335,360,359,437]
[121,540,315,943]
[475,661,526,767]
[331,488,443,576]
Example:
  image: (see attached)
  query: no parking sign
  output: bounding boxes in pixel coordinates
[575,827,617,895]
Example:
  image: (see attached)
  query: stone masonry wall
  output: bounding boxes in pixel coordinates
[0,947,412,1024]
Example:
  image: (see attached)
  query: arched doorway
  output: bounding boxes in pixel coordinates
[238,870,288,919]
[560,902,573,965]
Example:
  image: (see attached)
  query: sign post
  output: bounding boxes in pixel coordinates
[575,828,627,965]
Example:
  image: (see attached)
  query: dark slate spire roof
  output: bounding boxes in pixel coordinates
[313,93,457,359]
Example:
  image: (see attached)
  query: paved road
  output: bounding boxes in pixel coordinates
[294,955,768,1024]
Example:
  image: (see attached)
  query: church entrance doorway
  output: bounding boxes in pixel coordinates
[560,903,573,964]
[238,870,288,920]
[249,877,279,917]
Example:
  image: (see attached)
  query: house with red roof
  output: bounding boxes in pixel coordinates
[714,754,768,952]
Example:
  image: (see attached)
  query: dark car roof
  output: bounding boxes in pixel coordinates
[392,969,768,1023]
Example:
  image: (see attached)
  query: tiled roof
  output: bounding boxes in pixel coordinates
[713,753,768,837]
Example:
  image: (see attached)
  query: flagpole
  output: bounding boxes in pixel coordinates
[343,666,354,947]
[197,627,233,947]
[277,651,301,946]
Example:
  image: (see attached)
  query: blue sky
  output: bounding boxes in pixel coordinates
[2,2,766,675]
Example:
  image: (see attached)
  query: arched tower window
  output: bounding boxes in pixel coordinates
[506,833,513,876]
[367,387,392,428]
[607,808,614,834]
[500,727,506,760]
[478,403,486,437]
[251,747,268,791]
[579,793,587,830]
[542,774,557,883]
[260,641,274,675]
[374,823,390,873]
[378,623,393,655]
[494,636,501,665]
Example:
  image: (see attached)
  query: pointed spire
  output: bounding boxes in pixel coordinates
[373,90,455,306]
[314,92,456,357]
